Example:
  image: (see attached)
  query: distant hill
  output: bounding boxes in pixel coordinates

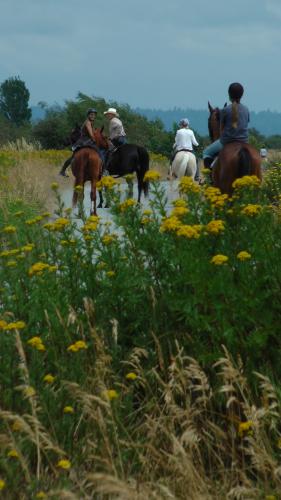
[135,107,281,137]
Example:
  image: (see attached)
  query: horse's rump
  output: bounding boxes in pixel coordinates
[213,142,262,194]
[72,148,101,182]
[172,151,197,179]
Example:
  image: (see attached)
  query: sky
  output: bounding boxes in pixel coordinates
[0,0,281,112]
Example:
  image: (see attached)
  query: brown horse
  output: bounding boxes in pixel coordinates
[71,127,109,215]
[208,102,262,194]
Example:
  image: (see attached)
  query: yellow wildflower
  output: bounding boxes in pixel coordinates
[241,204,262,216]
[176,225,201,239]
[170,206,189,218]
[141,216,152,225]
[143,170,161,182]
[6,260,17,268]
[125,173,135,182]
[5,321,26,331]
[126,372,137,380]
[237,251,251,261]
[36,492,47,499]
[232,175,261,189]
[51,182,59,190]
[57,459,71,470]
[63,406,74,414]
[28,262,50,276]
[179,176,200,194]
[21,244,34,252]
[0,320,8,329]
[119,198,137,212]
[238,420,253,437]
[206,219,225,235]
[2,225,16,233]
[0,479,5,490]
[103,389,119,400]
[143,209,153,215]
[43,374,56,384]
[74,184,83,192]
[172,199,187,208]
[102,234,117,245]
[7,449,19,458]
[67,340,87,352]
[210,254,229,266]
[160,216,181,233]
[24,386,36,398]
[97,176,116,190]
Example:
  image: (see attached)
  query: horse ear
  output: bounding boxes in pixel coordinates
[208,101,214,113]
[224,102,227,108]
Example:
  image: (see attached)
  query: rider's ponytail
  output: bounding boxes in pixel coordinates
[231,101,239,129]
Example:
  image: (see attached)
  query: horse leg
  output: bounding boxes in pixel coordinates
[90,179,97,215]
[97,189,103,208]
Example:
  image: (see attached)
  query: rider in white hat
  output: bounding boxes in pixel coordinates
[104,107,127,147]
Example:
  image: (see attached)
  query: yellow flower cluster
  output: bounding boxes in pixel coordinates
[28,262,57,277]
[210,254,229,265]
[143,170,161,182]
[241,204,262,216]
[63,406,74,414]
[160,216,181,233]
[102,234,118,245]
[25,215,43,225]
[103,389,119,400]
[119,198,137,212]
[232,175,261,190]
[170,206,189,218]
[125,173,135,182]
[237,251,251,261]
[206,219,225,235]
[21,244,34,253]
[238,420,253,437]
[43,374,55,384]
[27,336,46,351]
[179,176,200,194]
[24,386,36,398]
[0,320,26,331]
[43,217,70,232]
[97,176,117,190]
[176,225,202,239]
[126,372,137,380]
[106,270,116,278]
[7,449,19,459]
[0,248,20,258]
[67,340,88,352]
[172,199,187,208]
[82,215,99,233]
[204,186,228,208]
[57,459,71,470]
[2,225,16,233]
[0,479,5,490]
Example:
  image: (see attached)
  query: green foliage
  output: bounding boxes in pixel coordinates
[0,76,31,126]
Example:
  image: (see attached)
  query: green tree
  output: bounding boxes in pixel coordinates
[0,76,32,126]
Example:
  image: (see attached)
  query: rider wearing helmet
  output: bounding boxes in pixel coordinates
[59,109,97,177]
[203,83,250,168]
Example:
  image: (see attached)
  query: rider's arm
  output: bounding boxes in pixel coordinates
[85,120,95,140]
[191,131,199,147]
[220,109,226,135]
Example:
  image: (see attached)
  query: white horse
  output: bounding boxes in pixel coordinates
[171,151,197,180]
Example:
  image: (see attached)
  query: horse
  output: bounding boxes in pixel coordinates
[171,151,197,180]
[207,102,262,194]
[71,127,109,215]
[98,144,149,207]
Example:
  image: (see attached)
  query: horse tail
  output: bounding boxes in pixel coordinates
[137,146,149,197]
[238,147,251,178]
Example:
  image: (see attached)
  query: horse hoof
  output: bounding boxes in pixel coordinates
[97,203,103,209]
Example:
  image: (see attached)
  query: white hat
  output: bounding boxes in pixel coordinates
[104,107,118,116]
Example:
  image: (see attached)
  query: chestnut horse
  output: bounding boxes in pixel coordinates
[208,102,262,194]
[71,128,109,215]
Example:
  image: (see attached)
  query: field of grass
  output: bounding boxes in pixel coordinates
[0,151,281,499]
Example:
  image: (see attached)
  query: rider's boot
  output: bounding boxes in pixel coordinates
[203,157,213,170]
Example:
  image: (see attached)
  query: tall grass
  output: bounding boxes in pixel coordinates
[0,154,281,498]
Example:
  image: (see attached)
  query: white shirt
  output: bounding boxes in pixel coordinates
[174,128,199,151]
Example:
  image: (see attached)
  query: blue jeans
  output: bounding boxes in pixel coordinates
[203,139,223,160]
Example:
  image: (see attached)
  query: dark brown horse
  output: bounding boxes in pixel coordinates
[71,128,109,215]
[208,102,262,194]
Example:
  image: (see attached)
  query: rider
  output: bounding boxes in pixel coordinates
[203,82,250,169]
[59,109,97,177]
[103,107,126,147]
[170,118,200,180]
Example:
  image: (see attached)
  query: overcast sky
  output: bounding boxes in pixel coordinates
[0,0,280,111]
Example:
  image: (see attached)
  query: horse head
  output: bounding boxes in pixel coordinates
[208,102,222,142]
[94,127,110,150]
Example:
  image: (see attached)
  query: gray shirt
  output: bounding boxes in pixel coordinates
[220,103,249,145]
[109,117,126,140]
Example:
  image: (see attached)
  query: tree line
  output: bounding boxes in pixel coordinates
[1,76,281,155]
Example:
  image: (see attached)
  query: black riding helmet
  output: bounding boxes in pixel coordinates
[87,108,97,116]
[228,83,244,100]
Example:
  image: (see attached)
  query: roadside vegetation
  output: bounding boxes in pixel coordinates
[0,149,281,498]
